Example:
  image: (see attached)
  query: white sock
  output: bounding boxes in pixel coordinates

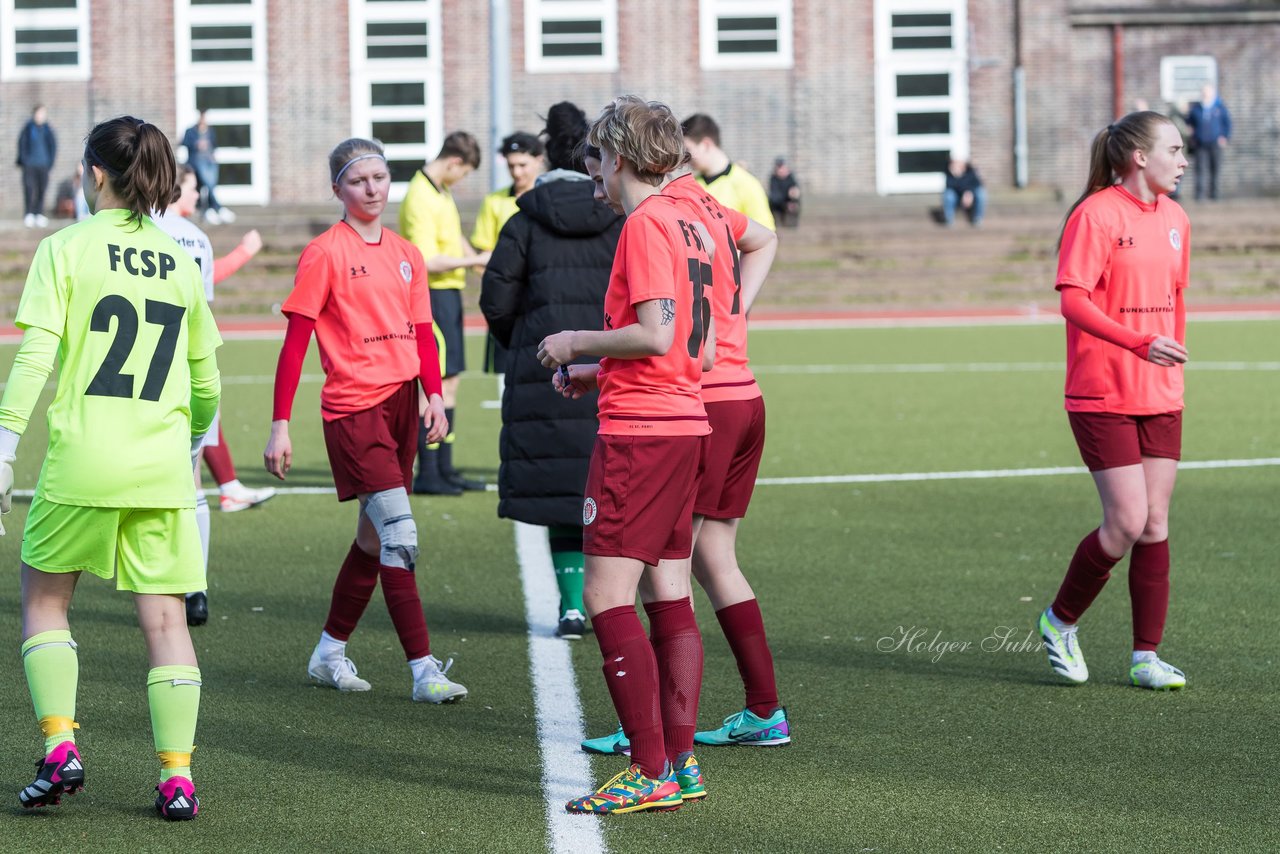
[408,655,435,682]
[1132,650,1158,665]
[220,478,244,495]
[317,630,347,660]
[1045,606,1074,632]
[195,491,210,571]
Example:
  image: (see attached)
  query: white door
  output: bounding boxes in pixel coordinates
[174,0,270,206]
[874,0,968,195]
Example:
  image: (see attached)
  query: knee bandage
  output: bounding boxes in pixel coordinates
[363,488,419,570]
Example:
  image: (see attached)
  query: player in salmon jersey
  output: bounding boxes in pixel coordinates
[538,96,716,815]
[263,138,467,705]
[1038,111,1192,691]
[0,117,222,820]
[580,169,789,755]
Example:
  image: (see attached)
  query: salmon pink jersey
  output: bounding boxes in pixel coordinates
[662,174,760,403]
[1056,185,1190,414]
[283,221,433,421]
[596,194,712,437]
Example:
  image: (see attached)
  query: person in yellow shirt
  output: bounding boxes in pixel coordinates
[471,132,545,376]
[398,132,489,494]
[681,113,776,230]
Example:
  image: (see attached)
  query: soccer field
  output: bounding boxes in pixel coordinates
[1,319,1277,852]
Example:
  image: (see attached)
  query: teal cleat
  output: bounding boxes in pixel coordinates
[694,707,791,747]
[581,723,630,755]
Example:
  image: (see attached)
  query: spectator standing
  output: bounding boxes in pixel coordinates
[681,113,775,230]
[767,157,800,227]
[1186,84,1231,201]
[16,106,56,228]
[181,111,235,225]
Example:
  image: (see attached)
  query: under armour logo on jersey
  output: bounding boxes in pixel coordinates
[406,321,414,335]
[1117,236,1135,248]
[350,265,369,277]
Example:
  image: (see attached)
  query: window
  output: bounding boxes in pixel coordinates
[700,0,793,70]
[350,0,443,200]
[525,0,617,73]
[0,0,90,82]
[873,0,969,194]
[174,0,270,205]
[1160,56,1217,109]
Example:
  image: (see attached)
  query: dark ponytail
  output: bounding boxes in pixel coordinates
[542,101,589,172]
[84,116,179,230]
[1057,110,1171,251]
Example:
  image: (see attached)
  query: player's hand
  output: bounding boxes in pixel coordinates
[552,364,597,399]
[0,456,14,536]
[423,395,449,445]
[240,229,264,257]
[263,420,293,481]
[537,331,578,368]
[1145,336,1188,367]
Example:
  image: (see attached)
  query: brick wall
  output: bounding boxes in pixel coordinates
[3,0,1279,220]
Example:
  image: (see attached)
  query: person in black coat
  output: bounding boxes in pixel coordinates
[16,105,56,228]
[479,102,624,639]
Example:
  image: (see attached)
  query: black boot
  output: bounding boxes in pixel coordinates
[439,408,486,491]
[412,422,462,495]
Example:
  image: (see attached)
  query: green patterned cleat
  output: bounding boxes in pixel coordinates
[674,751,706,800]
[1130,657,1186,690]
[581,723,630,755]
[694,707,791,747]
[565,763,682,815]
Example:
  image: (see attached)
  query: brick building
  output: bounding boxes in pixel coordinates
[2,0,1278,218]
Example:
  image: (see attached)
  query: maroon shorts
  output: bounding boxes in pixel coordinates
[322,380,418,501]
[581,434,706,565]
[1067,410,1182,472]
[695,396,766,519]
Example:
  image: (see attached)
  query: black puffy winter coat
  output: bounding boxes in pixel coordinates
[479,173,624,527]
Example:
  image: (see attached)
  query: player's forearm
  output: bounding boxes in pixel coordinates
[416,324,444,398]
[213,243,254,284]
[739,246,777,315]
[1059,285,1152,355]
[571,320,673,360]
[426,255,476,274]
[0,325,59,437]
[272,313,315,422]
[188,352,222,437]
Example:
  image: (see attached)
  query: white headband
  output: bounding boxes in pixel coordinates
[334,153,387,184]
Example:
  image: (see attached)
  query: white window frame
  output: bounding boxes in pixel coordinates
[0,0,90,82]
[699,0,793,71]
[174,0,270,206]
[350,0,443,203]
[524,0,618,74]
[1160,55,1217,108]
[873,0,969,195]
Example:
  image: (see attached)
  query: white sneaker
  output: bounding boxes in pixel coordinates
[204,208,222,225]
[34,214,49,227]
[411,655,468,704]
[219,483,276,512]
[1039,608,1088,683]
[217,207,236,224]
[23,214,36,228]
[1130,657,1186,690]
[307,647,372,692]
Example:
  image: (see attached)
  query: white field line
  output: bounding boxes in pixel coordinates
[8,360,1273,394]
[514,522,605,854]
[10,457,1277,499]
[744,309,1280,330]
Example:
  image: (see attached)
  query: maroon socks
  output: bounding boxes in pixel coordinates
[379,566,431,661]
[592,605,665,778]
[1129,539,1170,652]
[644,598,704,762]
[1051,528,1121,624]
[323,542,380,640]
[715,599,779,718]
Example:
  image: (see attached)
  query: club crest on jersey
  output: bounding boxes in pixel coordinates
[400,260,412,283]
[1169,228,1181,251]
[583,497,598,526]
